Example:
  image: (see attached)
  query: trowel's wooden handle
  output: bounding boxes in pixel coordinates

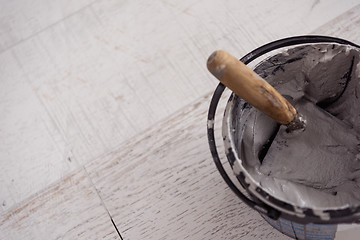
[207,50,297,125]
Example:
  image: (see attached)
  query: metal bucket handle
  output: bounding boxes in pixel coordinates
[207,35,360,220]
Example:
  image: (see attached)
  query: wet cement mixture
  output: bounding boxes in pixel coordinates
[232,43,360,209]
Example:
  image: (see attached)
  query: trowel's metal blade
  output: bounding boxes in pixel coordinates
[260,99,360,190]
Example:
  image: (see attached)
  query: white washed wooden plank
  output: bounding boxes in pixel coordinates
[0,169,120,240]
[0,0,94,52]
[12,7,173,164]
[85,91,290,240]
[313,4,360,43]
[0,50,76,213]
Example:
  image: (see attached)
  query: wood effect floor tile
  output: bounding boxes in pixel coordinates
[0,169,120,240]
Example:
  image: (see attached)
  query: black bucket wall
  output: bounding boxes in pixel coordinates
[207,36,360,240]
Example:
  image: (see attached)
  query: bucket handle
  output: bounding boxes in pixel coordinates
[206,35,360,220]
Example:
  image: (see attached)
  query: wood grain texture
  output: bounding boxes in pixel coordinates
[85,91,290,239]
[0,51,77,213]
[0,0,94,53]
[0,169,120,240]
[313,3,360,42]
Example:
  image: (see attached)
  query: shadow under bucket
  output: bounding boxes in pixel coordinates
[207,36,360,240]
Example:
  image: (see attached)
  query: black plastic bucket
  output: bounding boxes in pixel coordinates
[207,35,360,239]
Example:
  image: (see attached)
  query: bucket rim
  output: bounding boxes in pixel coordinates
[207,35,360,224]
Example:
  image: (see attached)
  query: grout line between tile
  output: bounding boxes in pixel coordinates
[82,166,124,240]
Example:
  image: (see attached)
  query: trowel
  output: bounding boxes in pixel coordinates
[207,50,359,189]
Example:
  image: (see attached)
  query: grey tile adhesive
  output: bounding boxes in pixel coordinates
[207,35,360,240]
